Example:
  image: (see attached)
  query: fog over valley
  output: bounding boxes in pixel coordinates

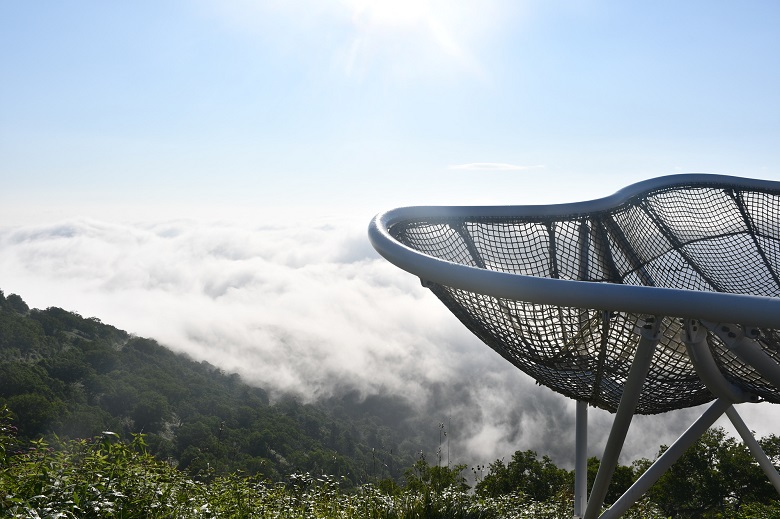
[3,215,772,470]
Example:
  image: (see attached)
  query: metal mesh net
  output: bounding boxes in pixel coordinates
[389,181,780,413]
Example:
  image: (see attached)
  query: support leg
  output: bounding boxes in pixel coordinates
[692,322,780,493]
[574,400,588,518]
[726,405,780,494]
[601,321,780,517]
[683,319,751,404]
[583,317,660,519]
[683,321,780,496]
[600,398,730,519]
[708,323,780,390]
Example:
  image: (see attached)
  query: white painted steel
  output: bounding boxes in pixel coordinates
[600,399,731,519]
[583,320,660,519]
[368,173,780,517]
[368,174,780,329]
[709,324,780,390]
[683,320,753,404]
[725,406,780,494]
[574,401,588,518]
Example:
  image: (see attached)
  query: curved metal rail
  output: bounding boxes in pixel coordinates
[369,173,780,414]
[369,173,780,518]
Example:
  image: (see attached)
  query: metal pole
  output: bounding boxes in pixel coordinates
[725,405,780,495]
[707,323,780,390]
[583,317,660,519]
[682,320,750,404]
[574,400,588,518]
[600,398,730,519]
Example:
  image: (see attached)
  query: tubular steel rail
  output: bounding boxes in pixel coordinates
[368,174,780,518]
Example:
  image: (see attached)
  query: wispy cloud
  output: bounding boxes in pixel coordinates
[449,162,545,171]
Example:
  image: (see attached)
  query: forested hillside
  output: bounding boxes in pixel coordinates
[3,288,780,518]
[0,289,421,484]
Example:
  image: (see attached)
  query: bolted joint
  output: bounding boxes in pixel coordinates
[711,322,746,351]
[636,315,663,340]
[683,319,708,344]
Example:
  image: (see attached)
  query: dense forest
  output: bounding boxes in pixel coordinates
[2,289,780,517]
[0,289,423,484]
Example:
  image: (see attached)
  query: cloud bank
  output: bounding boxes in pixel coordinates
[1,216,774,469]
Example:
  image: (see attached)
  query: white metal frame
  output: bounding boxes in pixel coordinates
[369,174,780,329]
[368,174,780,518]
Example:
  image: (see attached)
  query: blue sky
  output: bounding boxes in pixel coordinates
[3,1,780,224]
[3,1,780,466]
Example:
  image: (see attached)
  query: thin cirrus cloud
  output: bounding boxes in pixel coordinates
[449,162,545,171]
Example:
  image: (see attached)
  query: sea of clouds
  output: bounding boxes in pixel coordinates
[1,216,774,469]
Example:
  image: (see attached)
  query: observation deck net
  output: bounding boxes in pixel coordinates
[388,182,780,414]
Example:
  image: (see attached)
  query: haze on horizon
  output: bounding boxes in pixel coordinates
[3,1,780,469]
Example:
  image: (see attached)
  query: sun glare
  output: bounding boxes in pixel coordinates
[202,0,509,80]
[336,0,488,79]
[345,0,430,29]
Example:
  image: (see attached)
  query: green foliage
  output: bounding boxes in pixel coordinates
[475,449,571,502]
[0,292,419,484]
[0,407,632,519]
[5,293,30,314]
[2,289,780,518]
[404,454,468,494]
[645,427,779,518]
[586,456,635,505]
[473,429,780,518]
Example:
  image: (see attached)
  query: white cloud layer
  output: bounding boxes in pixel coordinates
[1,216,776,468]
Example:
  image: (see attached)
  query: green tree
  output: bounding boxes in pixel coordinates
[5,393,59,437]
[404,454,469,493]
[476,449,570,501]
[44,347,93,383]
[587,456,635,505]
[0,364,52,399]
[131,392,169,433]
[5,294,29,314]
[646,427,778,518]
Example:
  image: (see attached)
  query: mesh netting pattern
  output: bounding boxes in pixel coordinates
[389,181,780,413]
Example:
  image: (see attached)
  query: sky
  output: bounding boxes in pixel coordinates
[2,1,780,469]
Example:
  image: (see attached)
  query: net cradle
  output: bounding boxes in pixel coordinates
[368,174,780,415]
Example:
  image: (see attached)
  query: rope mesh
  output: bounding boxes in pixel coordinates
[389,181,780,413]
